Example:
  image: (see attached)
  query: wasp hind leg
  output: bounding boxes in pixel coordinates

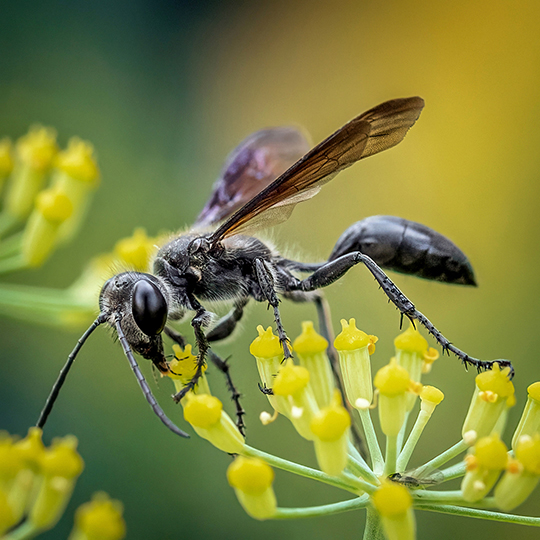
[287,252,513,376]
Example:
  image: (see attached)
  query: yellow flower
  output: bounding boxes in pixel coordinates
[334,319,374,409]
[227,457,276,520]
[70,492,126,540]
[183,394,244,454]
[372,482,415,540]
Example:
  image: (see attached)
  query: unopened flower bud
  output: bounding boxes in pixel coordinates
[334,318,374,408]
[310,391,351,476]
[70,492,126,540]
[227,457,276,520]
[462,364,514,439]
[294,321,334,408]
[372,481,415,540]
[183,394,244,454]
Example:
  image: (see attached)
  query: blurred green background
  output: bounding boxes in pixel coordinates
[1,0,540,538]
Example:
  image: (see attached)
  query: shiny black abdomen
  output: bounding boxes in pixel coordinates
[328,215,476,285]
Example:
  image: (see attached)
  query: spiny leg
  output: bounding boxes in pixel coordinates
[255,259,293,359]
[172,306,211,403]
[300,252,514,376]
[208,351,246,436]
[165,324,246,433]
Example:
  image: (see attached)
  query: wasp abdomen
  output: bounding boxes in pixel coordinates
[328,215,476,285]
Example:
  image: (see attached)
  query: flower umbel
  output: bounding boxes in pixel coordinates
[172,318,540,539]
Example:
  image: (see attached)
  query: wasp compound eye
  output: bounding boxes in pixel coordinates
[132,280,168,336]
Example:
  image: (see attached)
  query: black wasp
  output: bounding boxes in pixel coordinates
[37,97,513,439]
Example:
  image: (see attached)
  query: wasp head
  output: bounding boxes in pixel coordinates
[99,272,171,372]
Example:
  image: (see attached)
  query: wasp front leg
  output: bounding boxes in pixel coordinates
[254,259,293,359]
[171,303,212,403]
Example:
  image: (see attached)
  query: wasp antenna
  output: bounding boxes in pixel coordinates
[114,320,190,439]
[37,314,107,430]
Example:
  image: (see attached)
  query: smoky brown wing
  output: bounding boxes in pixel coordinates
[194,127,311,228]
[209,96,425,242]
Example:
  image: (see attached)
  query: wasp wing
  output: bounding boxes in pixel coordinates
[194,127,311,229]
[209,97,425,242]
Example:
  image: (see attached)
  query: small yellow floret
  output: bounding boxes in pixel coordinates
[372,482,412,517]
[273,360,310,396]
[40,436,84,478]
[227,457,274,494]
[475,364,514,398]
[310,395,351,441]
[183,394,222,428]
[420,385,444,405]
[14,427,45,467]
[374,359,411,396]
[114,228,155,271]
[293,321,328,354]
[250,326,283,358]
[16,126,58,172]
[74,492,126,540]
[474,435,508,470]
[0,138,14,176]
[333,319,369,351]
[55,137,100,185]
[527,382,540,402]
[168,344,205,382]
[36,189,73,223]
[515,435,540,475]
[394,324,428,353]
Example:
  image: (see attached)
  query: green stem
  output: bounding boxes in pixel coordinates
[384,435,397,476]
[413,490,468,504]
[273,495,369,519]
[415,503,540,527]
[438,462,466,483]
[363,506,385,540]
[3,521,42,540]
[358,409,384,475]
[415,439,469,477]
[396,410,410,454]
[347,457,379,486]
[0,213,19,238]
[242,446,367,495]
[397,410,430,471]
[0,254,26,274]
[0,232,22,258]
